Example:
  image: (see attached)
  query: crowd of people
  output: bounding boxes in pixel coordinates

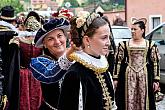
[0,5,163,110]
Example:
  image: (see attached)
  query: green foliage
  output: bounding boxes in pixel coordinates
[61,0,124,11]
[101,3,124,11]
[101,3,113,11]
[0,0,25,15]
[24,0,30,2]
[99,0,113,11]
[87,0,99,4]
[62,0,79,8]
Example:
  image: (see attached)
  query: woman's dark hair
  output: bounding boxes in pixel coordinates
[133,21,146,38]
[70,16,108,47]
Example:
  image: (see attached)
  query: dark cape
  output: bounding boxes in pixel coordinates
[0,22,20,110]
[58,51,116,110]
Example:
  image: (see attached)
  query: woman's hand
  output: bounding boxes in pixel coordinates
[153,82,160,92]
[113,80,118,91]
[9,37,20,46]
[66,41,82,61]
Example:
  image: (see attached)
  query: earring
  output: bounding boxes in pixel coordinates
[87,45,90,48]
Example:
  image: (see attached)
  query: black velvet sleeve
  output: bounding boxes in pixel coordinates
[58,70,80,110]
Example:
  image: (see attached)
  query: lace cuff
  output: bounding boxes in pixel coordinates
[58,53,74,70]
[111,101,117,110]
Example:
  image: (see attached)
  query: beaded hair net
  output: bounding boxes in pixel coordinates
[75,11,100,36]
[25,16,41,32]
[24,11,42,32]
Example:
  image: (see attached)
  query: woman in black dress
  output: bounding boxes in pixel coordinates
[30,17,78,110]
[58,11,117,110]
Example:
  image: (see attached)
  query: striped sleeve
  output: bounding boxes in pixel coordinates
[30,56,66,84]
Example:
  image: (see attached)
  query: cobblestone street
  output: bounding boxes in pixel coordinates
[156,95,165,110]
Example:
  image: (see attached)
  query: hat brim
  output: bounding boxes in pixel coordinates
[35,25,69,48]
[0,15,16,20]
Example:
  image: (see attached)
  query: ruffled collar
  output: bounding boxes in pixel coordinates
[0,20,18,33]
[18,31,37,37]
[69,51,108,74]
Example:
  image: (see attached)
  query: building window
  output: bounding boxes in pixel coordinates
[152,17,160,29]
[149,15,162,31]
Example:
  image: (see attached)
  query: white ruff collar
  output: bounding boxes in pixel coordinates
[69,51,108,74]
[0,21,18,32]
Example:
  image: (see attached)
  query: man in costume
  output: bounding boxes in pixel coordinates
[0,5,19,110]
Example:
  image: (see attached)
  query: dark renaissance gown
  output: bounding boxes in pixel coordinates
[113,40,160,110]
[58,51,117,110]
[0,21,19,110]
[19,37,42,110]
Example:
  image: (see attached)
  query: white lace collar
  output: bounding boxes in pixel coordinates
[69,51,108,74]
[0,20,18,33]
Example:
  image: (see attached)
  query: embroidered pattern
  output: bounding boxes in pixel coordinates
[69,52,108,74]
[69,51,112,109]
[58,53,74,70]
[75,11,100,36]
[96,74,112,110]
[76,11,90,28]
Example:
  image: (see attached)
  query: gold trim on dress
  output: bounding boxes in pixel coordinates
[0,25,11,31]
[69,53,108,74]
[96,74,112,110]
[113,41,125,78]
[69,52,113,109]
[126,40,149,110]
[1,95,8,110]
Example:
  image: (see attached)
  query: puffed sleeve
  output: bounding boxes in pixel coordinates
[150,44,160,81]
[30,53,74,84]
[113,41,125,79]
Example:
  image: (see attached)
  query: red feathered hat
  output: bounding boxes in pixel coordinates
[51,7,73,20]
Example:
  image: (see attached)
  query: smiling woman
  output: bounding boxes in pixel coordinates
[30,18,78,109]
[42,29,67,59]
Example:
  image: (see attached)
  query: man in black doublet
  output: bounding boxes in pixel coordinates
[0,5,20,110]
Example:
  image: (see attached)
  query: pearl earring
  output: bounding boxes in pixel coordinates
[87,45,90,48]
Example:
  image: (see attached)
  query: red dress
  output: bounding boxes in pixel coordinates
[19,41,42,110]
